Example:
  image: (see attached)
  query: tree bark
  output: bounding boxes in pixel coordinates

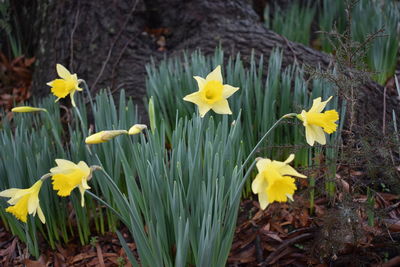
[29,0,399,125]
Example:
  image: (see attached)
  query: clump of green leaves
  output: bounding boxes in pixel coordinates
[264,1,315,45]
[0,90,139,257]
[146,48,344,197]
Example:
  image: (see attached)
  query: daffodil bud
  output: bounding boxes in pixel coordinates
[12,106,47,113]
[128,124,147,135]
[85,130,128,144]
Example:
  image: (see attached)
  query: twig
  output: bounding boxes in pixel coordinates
[92,0,139,93]
[263,232,313,265]
[69,3,80,72]
[383,86,387,135]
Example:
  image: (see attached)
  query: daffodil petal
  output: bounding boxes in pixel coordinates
[206,65,223,83]
[198,105,211,117]
[78,185,86,207]
[252,173,266,194]
[183,91,202,104]
[309,96,333,113]
[222,84,239,98]
[56,64,72,79]
[193,76,206,91]
[279,165,307,178]
[256,158,271,173]
[27,193,39,214]
[7,190,29,204]
[0,188,20,198]
[37,205,46,224]
[77,161,91,177]
[258,192,270,210]
[305,125,316,146]
[286,194,294,201]
[70,90,76,107]
[311,124,326,145]
[284,154,295,164]
[211,99,232,114]
[51,159,78,173]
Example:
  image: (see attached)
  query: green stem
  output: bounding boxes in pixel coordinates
[86,191,124,221]
[241,113,295,172]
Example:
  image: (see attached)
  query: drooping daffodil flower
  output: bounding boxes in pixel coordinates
[183,65,239,117]
[0,180,45,223]
[297,96,339,146]
[50,159,99,207]
[47,64,83,107]
[252,154,306,210]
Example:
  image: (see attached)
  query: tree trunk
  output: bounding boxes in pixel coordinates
[28,0,398,125]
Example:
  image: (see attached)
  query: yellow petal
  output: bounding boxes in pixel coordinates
[77,161,91,177]
[128,124,147,135]
[258,191,270,210]
[51,159,77,174]
[222,84,239,98]
[283,154,295,164]
[206,65,223,83]
[309,96,333,113]
[193,76,206,91]
[305,125,317,146]
[0,188,21,198]
[70,89,77,107]
[256,158,271,173]
[310,124,326,145]
[78,185,86,207]
[27,192,39,215]
[183,91,202,104]
[11,106,47,113]
[56,64,72,79]
[211,99,232,115]
[279,164,307,178]
[252,173,268,194]
[37,205,46,224]
[198,104,211,117]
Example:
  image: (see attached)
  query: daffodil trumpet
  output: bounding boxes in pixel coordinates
[183,65,239,117]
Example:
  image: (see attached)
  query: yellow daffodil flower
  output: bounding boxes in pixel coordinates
[252,154,306,210]
[47,64,83,107]
[50,159,92,207]
[11,106,47,113]
[85,130,128,144]
[183,65,239,117]
[128,124,147,135]
[0,180,45,223]
[297,96,339,146]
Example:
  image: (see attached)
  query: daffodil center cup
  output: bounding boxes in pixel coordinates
[305,110,338,133]
[201,80,223,104]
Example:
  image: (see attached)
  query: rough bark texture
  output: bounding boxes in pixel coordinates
[29,0,399,125]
